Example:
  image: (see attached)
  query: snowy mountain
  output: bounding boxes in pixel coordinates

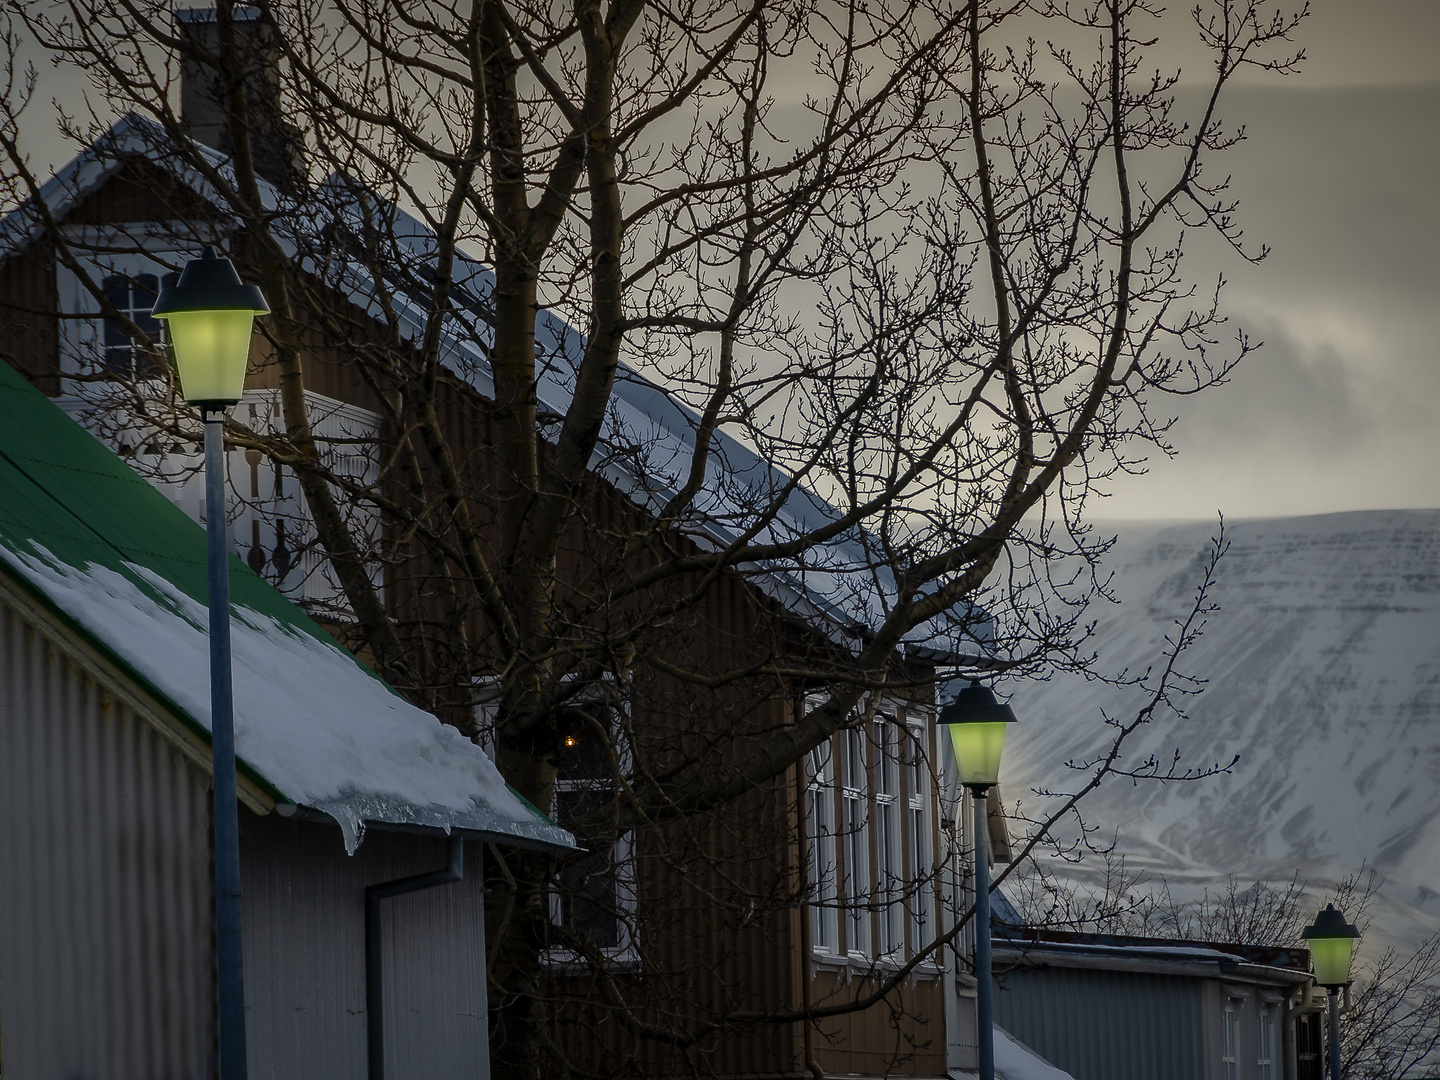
[1002,510,1440,953]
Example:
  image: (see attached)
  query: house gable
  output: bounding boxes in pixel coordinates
[0,359,572,853]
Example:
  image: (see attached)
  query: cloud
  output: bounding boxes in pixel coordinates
[1094,75,1439,521]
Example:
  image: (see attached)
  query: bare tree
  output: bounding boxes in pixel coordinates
[0,0,1308,1074]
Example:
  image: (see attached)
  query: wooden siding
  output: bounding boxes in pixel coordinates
[64,155,218,229]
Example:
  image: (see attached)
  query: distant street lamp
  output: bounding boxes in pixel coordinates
[939,678,1017,1080]
[152,247,268,1080]
[1303,903,1362,1080]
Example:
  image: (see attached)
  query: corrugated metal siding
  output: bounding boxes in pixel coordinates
[992,965,1209,1080]
[0,587,214,1079]
[242,814,490,1080]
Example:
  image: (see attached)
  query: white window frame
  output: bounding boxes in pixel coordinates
[1256,1002,1276,1080]
[873,711,904,958]
[55,226,194,395]
[1222,996,1242,1080]
[904,713,934,960]
[840,723,871,959]
[545,683,639,968]
[802,696,943,970]
[805,737,841,956]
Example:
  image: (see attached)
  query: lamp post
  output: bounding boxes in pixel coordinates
[152,247,268,1080]
[939,678,1017,1080]
[1303,903,1361,1080]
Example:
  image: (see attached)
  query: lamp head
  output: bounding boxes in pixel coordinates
[151,247,269,407]
[1302,903,1361,988]
[938,678,1017,792]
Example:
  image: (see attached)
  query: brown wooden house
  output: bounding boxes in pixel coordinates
[0,11,998,1075]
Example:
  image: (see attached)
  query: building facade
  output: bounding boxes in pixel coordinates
[0,13,994,1076]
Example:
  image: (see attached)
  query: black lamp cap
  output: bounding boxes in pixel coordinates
[1302,903,1361,940]
[938,678,1017,726]
[152,246,269,316]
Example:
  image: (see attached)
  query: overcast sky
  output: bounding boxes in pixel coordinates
[1098,0,1439,520]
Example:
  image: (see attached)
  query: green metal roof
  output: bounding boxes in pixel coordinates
[0,374,335,645]
[0,360,572,853]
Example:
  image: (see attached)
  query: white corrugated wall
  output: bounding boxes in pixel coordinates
[1,577,493,1080]
[241,817,491,1080]
[0,583,214,1079]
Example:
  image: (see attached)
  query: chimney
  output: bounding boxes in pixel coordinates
[177,6,302,190]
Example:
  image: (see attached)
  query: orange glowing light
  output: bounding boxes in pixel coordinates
[562,734,579,749]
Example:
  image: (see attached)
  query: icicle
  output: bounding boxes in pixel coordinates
[315,800,368,856]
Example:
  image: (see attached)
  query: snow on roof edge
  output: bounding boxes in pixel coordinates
[0,538,575,856]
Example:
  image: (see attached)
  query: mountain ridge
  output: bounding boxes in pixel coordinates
[1003,508,1440,952]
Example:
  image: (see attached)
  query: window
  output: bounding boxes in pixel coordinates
[904,719,932,953]
[1257,1004,1276,1080]
[874,715,904,956]
[840,724,871,958]
[1222,998,1241,1080]
[55,234,190,390]
[802,697,938,967]
[100,271,176,380]
[805,741,839,953]
[548,695,637,963]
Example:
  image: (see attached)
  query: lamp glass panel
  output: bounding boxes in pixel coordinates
[160,308,257,404]
[946,720,1008,787]
[1310,934,1356,987]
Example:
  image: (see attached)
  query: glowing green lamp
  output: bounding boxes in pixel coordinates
[1303,903,1361,988]
[151,247,269,406]
[938,678,1017,792]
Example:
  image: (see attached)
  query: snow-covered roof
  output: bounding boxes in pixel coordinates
[0,113,993,663]
[322,176,994,659]
[993,925,1312,981]
[0,360,573,855]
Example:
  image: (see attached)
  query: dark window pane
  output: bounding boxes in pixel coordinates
[553,787,614,852]
[556,705,612,782]
[102,275,129,307]
[556,848,620,948]
[99,272,167,379]
[103,276,131,351]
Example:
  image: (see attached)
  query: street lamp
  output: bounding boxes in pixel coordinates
[1303,903,1361,1080]
[152,246,268,1080]
[939,678,1017,1080]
